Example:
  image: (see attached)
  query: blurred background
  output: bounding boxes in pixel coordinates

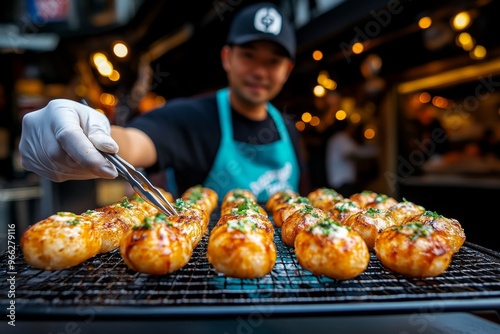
[1,0,499,251]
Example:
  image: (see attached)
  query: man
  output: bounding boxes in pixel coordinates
[19,2,309,202]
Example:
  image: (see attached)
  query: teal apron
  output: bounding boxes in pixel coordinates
[203,88,300,202]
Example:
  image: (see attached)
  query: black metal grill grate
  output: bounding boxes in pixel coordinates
[1,211,500,317]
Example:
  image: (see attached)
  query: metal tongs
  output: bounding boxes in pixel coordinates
[81,99,177,216]
[101,152,177,216]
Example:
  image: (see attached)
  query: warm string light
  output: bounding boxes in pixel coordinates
[113,42,129,58]
[418,16,432,29]
[452,11,471,31]
[303,9,485,136]
[312,50,323,61]
[90,41,130,83]
[418,10,485,61]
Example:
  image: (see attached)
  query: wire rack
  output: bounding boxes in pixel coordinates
[1,211,500,317]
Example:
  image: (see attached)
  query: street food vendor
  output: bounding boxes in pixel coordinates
[18,2,310,202]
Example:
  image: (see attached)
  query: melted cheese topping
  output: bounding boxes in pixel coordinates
[227,218,257,233]
[311,223,349,239]
[398,222,433,240]
[334,200,359,212]
[50,213,79,223]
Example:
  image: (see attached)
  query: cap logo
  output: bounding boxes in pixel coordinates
[254,7,282,36]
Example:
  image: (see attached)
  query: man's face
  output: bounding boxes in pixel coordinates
[222,40,294,107]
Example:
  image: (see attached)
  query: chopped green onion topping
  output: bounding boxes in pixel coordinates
[230,189,250,200]
[307,217,344,236]
[187,185,204,203]
[154,213,167,222]
[227,218,257,233]
[174,198,191,211]
[293,196,311,204]
[423,210,441,219]
[282,193,294,202]
[133,216,153,230]
[57,212,76,216]
[335,201,357,212]
[394,221,433,241]
[120,197,133,209]
[299,205,315,215]
[232,199,260,215]
[322,188,340,197]
[374,194,389,203]
[131,194,144,202]
[366,207,380,216]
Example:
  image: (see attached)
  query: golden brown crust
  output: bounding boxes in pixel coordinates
[221,202,267,217]
[326,199,362,224]
[84,198,148,253]
[129,196,159,217]
[374,222,453,278]
[265,189,298,213]
[405,211,465,253]
[349,190,378,208]
[207,214,276,278]
[272,196,311,227]
[129,190,174,217]
[342,208,395,250]
[364,194,398,210]
[307,187,344,212]
[294,218,370,280]
[21,212,102,270]
[220,189,266,217]
[119,223,192,276]
[182,185,218,216]
[166,204,205,248]
[119,188,217,275]
[83,210,129,253]
[20,185,205,273]
[386,200,426,226]
[222,188,257,203]
[281,206,326,247]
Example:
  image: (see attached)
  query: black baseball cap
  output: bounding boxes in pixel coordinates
[226,2,296,60]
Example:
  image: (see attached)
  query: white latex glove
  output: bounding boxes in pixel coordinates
[19,99,119,182]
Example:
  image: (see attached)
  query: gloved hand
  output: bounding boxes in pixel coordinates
[19,99,119,182]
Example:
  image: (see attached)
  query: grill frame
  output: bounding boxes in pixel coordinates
[2,211,499,319]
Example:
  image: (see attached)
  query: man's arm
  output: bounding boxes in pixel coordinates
[111,126,157,168]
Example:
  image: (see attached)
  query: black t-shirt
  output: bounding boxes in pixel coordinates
[126,92,305,195]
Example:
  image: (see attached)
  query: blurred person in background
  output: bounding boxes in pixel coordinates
[18,2,310,202]
[325,120,378,197]
[407,104,450,160]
